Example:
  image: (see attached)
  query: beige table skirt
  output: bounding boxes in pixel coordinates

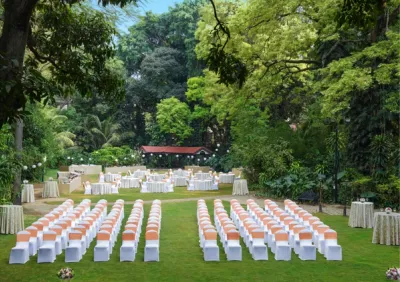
[21,184,35,203]
[121,177,140,188]
[372,212,400,245]
[0,205,24,234]
[173,177,187,187]
[146,182,169,193]
[220,174,236,184]
[42,181,60,198]
[232,180,249,195]
[91,183,112,195]
[348,202,374,228]
[195,173,211,180]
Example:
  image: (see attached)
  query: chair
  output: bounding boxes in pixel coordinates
[99,173,105,183]
[120,230,136,262]
[84,182,92,195]
[324,230,342,261]
[9,231,30,264]
[203,229,219,261]
[274,231,291,261]
[251,229,268,260]
[49,225,63,255]
[26,226,38,256]
[225,230,241,261]
[37,231,57,263]
[144,230,159,262]
[65,231,83,262]
[94,230,111,262]
[298,230,316,260]
[32,221,44,248]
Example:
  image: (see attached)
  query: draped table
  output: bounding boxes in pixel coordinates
[195,173,211,180]
[219,173,236,184]
[146,182,169,193]
[133,170,147,179]
[104,173,120,182]
[91,183,112,195]
[173,170,190,177]
[348,201,374,228]
[21,184,35,203]
[0,205,24,234]
[172,176,187,187]
[232,179,249,195]
[372,212,400,245]
[149,174,165,182]
[42,181,60,198]
[189,180,213,191]
[121,177,140,188]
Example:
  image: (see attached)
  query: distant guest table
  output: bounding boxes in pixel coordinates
[219,173,236,184]
[372,212,400,245]
[104,173,120,182]
[21,184,35,203]
[149,174,165,182]
[173,170,190,177]
[146,182,169,193]
[133,170,147,179]
[348,201,374,228]
[121,177,140,188]
[91,183,112,195]
[172,176,187,187]
[0,205,24,234]
[42,181,60,198]
[195,173,211,180]
[232,180,249,195]
[189,180,213,191]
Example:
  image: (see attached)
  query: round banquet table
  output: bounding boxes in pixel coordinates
[104,173,120,182]
[348,201,374,228]
[91,183,112,195]
[42,181,60,198]
[21,184,35,203]
[173,176,187,187]
[232,179,249,195]
[0,205,24,234]
[195,173,211,181]
[146,182,169,193]
[219,173,236,184]
[149,174,165,182]
[133,170,147,179]
[372,212,400,245]
[189,180,213,191]
[121,177,140,188]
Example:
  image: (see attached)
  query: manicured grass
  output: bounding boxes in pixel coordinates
[1,200,397,281]
[45,184,234,204]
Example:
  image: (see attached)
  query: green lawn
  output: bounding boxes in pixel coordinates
[45,184,234,204]
[1,200,398,282]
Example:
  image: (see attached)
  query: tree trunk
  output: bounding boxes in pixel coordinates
[12,119,24,205]
[0,0,38,125]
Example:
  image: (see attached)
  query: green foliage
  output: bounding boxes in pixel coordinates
[91,146,139,167]
[156,97,193,144]
[376,175,400,209]
[0,155,21,204]
[369,134,395,180]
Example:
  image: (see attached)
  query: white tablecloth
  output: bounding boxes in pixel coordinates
[145,182,170,193]
[149,174,165,182]
[232,180,249,195]
[121,177,140,188]
[195,173,211,180]
[104,173,120,182]
[42,181,60,198]
[91,183,112,195]
[173,170,190,177]
[21,184,35,203]
[133,170,147,179]
[348,202,374,228]
[372,212,400,245]
[220,173,236,184]
[0,205,24,234]
[189,180,213,191]
[173,176,187,187]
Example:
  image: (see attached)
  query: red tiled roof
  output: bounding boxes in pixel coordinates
[140,146,212,154]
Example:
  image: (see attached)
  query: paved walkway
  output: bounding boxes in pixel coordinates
[23,192,347,216]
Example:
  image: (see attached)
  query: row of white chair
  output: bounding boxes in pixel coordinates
[65,199,108,262]
[94,200,125,261]
[144,200,161,262]
[197,200,219,261]
[213,200,242,261]
[120,199,145,261]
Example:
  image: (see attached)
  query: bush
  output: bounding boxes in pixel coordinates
[91,146,140,167]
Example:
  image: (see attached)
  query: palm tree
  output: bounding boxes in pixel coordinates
[78,115,121,150]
